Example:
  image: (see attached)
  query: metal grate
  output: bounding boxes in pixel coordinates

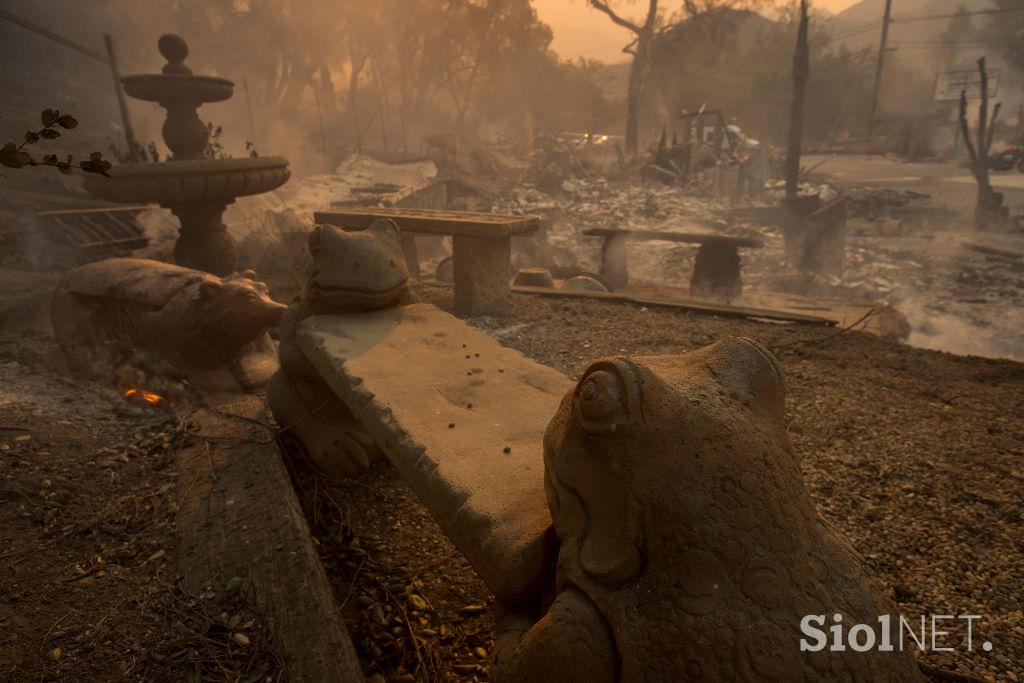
[35,205,151,261]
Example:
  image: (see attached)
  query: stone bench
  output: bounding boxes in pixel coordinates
[296,303,569,604]
[582,227,763,298]
[314,208,540,316]
[292,305,923,680]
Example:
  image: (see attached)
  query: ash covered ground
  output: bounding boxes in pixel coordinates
[1,265,1022,681]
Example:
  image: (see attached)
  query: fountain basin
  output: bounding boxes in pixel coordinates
[83,156,290,206]
[123,73,233,104]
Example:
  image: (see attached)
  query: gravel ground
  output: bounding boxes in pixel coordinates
[311,282,1022,681]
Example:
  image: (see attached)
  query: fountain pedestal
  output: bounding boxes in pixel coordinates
[171,202,236,275]
[83,34,289,275]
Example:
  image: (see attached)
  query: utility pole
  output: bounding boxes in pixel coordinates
[103,34,138,162]
[868,0,893,139]
[242,78,260,153]
[784,0,810,203]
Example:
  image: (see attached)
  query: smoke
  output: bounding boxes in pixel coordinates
[903,295,1024,362]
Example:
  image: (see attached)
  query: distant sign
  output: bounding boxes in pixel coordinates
[934,69,1001,101]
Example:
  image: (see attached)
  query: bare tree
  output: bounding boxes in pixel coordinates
[589,0,659,156]
[958,57,1006,229]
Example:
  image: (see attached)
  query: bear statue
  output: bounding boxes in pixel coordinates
[51,258,286,392]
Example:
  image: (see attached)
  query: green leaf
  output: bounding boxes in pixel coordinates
[41,109,58,127]
[24,130,40,144]
[56,115,78,129]
[0,147,33,169]
[82,155,114,177]
[39,129,60,140]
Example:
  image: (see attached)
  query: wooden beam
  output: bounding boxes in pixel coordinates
[582,227,763,248]
[176,395,363,681]
[512,285,837,325]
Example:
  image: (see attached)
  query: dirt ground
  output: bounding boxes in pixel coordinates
[2,275,1022,681]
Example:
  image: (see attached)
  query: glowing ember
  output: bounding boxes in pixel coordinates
[123,387,164,406]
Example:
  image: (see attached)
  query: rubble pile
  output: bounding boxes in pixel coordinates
[842,186,932,220]
[488,175,757,280]
[218,144,1022,361]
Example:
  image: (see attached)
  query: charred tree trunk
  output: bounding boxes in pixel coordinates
[317,64,336,116]
[590,0,658,157]
[784,0,810,203]
[624,43,648,157]
[958,57,1006,230]
[348,48,370,155]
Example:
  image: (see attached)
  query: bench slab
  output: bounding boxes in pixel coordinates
[297,304,570,603]
[314,207,540,238]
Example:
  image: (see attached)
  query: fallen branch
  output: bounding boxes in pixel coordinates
[771,307,876,350]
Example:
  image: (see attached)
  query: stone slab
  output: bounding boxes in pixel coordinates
[297,304,569,603]
[314,207,540,238]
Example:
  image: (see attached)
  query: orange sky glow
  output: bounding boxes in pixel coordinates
[532,0,861,63]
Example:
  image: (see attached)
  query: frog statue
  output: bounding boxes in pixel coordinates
[492,337,922,681]
[267,219,416,477]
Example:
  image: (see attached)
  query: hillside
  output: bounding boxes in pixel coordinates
[826,0,999,51]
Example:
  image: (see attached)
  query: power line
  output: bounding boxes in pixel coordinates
[891,43,1020,50]
[891,6,1024,24]
[0,7,111,66]
[895,40,1017,45]
[816,46,878,70]
[812,21,882,47]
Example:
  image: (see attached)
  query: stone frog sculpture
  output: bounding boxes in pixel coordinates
[493,337,922,681]
[51,258,286,391]
[268,218,416,477]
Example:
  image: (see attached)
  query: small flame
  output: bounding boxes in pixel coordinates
[123,387,164,406]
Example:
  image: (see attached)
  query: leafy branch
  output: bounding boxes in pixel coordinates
[1,109,112,177]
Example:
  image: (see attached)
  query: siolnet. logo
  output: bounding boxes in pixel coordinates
[800,613,994,653]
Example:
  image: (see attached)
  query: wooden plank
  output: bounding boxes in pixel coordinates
[314,207,540,238]
[512,285,837,325]
[582,227,763,248]
[177,394,363,682]
[35,205,152,216]
[297,304,567,604]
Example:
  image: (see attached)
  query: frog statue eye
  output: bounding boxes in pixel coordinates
[573,359,642,435]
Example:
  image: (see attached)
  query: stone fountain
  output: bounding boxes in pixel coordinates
[84,34,290,275]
